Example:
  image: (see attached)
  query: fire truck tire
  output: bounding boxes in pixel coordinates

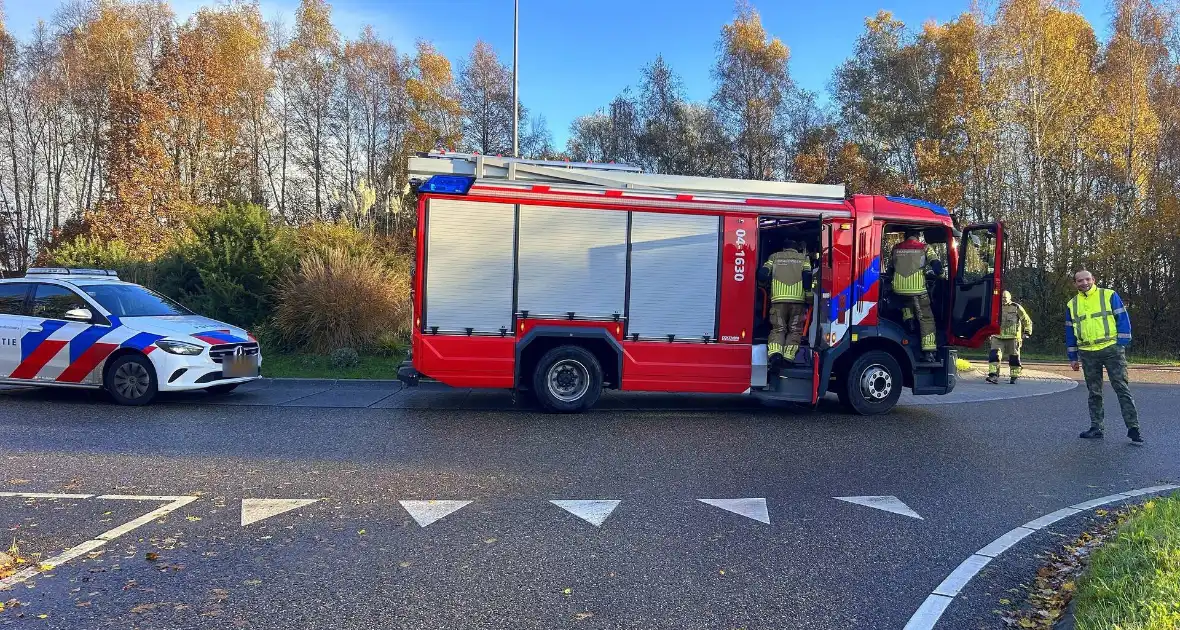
[532,345,603,413]
[841,350,902,415]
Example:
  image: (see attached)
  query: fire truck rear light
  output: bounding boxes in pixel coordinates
[418,174,475,195]
[741,329,746,339]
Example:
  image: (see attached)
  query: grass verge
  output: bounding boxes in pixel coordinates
[262,352,405,380]
[1073,493,1180,630]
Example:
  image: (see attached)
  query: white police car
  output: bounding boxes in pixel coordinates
[0,268,261,405]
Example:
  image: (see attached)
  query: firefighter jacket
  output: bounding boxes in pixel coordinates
[999,302,1033,340]
[890,239,928,296]
[1064,287,1132,361]
[763,249,810,304]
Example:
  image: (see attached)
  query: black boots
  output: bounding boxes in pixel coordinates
[1079,428,1104,439]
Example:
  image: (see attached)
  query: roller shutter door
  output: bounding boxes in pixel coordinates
[517,205,627,319]
[627,213,720,340]
[424,199,515,334]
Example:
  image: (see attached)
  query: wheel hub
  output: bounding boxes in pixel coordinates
[859,365,893,401]
[113,362,151,400]
[547,359,589,403]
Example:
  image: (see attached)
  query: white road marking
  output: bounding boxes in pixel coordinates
[697,498,770,524]
[976,527,1035,558]
[241,498,320,526]
[0,495,196,590]
[903,484,1180,630]
[834,495,923,519]
[903,595,953,630]
[0,492,94,499]
[98,494,193,502]
[550,500,621,527]
[1022,507,1081,530]
[932,554,992,597]
[399,500,472,527]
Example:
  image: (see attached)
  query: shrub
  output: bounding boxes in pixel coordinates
[329,347,361,368]
[275,248,409,354]
[154,203,296,329]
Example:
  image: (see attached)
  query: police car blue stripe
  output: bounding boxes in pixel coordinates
[121,332,166,351]
[68,325,117,364]
[21,320,67,361]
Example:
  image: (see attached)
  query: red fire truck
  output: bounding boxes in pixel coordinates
[398,152,1004,415]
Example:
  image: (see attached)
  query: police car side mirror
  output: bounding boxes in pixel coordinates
[64,308,93,323]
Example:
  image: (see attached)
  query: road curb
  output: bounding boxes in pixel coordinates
[903,484,1180,630]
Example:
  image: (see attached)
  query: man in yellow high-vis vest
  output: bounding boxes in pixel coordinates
[987,291,1033,384]
[890,231,937,363]
[763,240,811,364]
[1066,269,1141,444]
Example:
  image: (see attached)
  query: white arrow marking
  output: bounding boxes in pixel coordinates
[399,500,472,527]
[835,495,923,519]
[241,498,319,526]
[697,498,770,524]
[550,500,621,527]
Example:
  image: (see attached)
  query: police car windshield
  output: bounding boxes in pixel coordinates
[79,284,193,317]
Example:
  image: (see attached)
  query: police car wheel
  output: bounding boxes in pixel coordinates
[532,345,603,413]
[104,354,158,406]
[844,350,902,415]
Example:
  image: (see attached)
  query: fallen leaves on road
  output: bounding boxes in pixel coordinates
[999,507,1135,629]
[573,612,593,621]
[145,553,159,562]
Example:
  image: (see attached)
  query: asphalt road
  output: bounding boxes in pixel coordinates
[0,378,1176,630]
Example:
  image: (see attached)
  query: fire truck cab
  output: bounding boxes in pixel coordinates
[399,152,1004,415]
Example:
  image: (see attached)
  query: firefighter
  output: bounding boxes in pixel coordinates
[763,239,811,364]
[1067,269,1142,444]
[890,230,937,363]
[986,290,1033,384]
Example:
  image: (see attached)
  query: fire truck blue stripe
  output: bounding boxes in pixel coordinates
[829,257,881,324]
[68,325,118,364]
[21,320,67,361]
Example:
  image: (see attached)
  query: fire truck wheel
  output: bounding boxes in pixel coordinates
[532,345,603,413]
[842,350,902,415]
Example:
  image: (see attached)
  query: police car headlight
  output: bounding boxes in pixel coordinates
[156,340,204,356]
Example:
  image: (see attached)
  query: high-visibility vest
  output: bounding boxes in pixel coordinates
[764,249,809,303]
[891,242,927,296]
[1068,288,1118,352]
[999,302,1031,339]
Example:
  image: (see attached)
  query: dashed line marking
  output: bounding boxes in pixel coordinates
[241,498,320,526]
[903,483,1180,630]
[697,498,770,524]
[550,500,621,527]
[834,495,923,519]
[0,494,197,590]
[399,500,472,527]
[0,492,94,499]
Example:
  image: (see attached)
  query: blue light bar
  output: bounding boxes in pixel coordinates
[885,196,950,216]
[418,174,476,195]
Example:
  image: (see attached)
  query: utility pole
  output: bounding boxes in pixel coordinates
[512,0,519,157]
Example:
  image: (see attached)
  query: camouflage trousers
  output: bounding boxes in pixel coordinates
[1080,345,1139,430]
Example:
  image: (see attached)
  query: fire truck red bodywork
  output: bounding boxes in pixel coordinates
[406,177,1004,411]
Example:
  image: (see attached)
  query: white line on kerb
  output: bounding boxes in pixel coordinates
[903,484,1179,630]
[0,495,197,590]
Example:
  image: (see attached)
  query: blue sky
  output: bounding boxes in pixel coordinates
[6,0,1114,147]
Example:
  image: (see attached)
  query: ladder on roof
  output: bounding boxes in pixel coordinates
[407,151,847,203]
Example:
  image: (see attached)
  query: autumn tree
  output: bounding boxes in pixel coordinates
[285,0,340,220]
[711,2,791,180]
[458,40,515,155]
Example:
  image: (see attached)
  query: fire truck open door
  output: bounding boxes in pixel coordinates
[949,222,1004,347]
